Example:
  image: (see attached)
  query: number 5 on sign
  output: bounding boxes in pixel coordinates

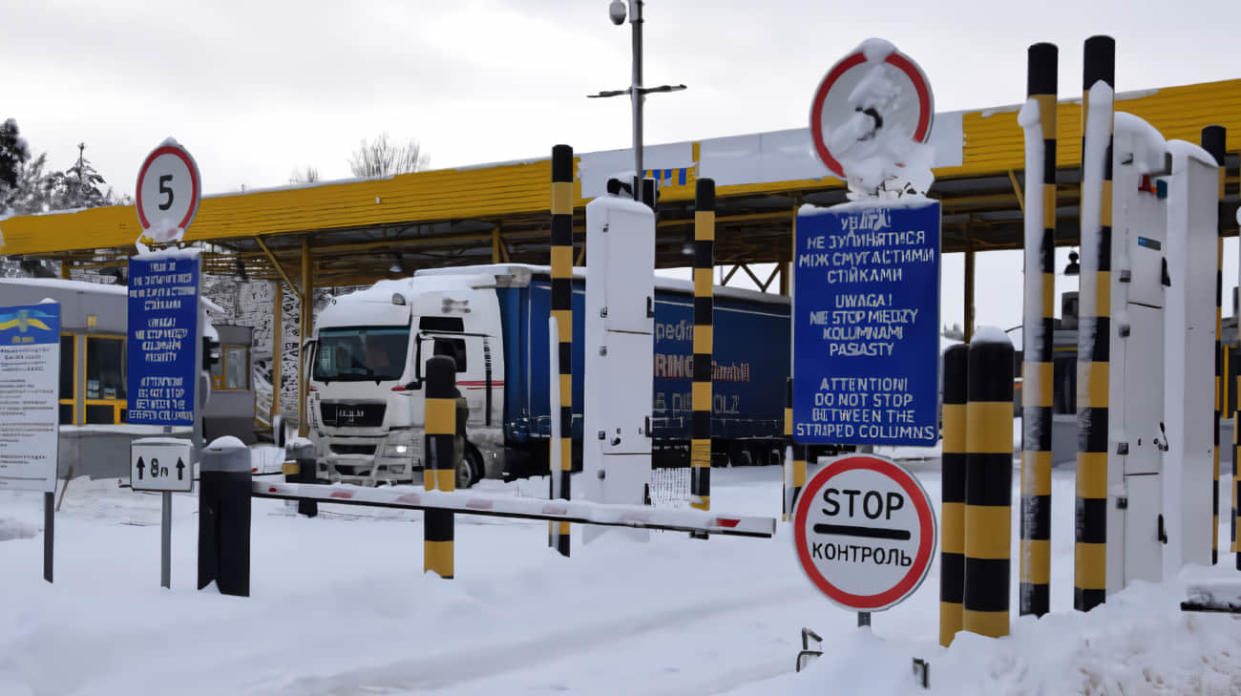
[135,139,201,248]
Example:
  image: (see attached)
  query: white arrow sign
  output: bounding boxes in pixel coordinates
[131,438,193,493]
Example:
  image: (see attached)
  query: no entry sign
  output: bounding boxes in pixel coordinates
[794,454,936,611]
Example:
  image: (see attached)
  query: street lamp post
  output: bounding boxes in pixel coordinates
[589,0,685,202]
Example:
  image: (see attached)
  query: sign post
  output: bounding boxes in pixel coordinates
[0,302,61,582]
[129,138,203,589]
[131,438,193,588]
[127,252,202,588]
[793,454,937,624]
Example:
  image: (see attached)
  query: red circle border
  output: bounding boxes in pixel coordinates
[793,454,937,611]
[135,144,201,232]
[809,49,934,179]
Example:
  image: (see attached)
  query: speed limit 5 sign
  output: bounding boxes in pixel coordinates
[135,139,201,245]
[793,454,936,611]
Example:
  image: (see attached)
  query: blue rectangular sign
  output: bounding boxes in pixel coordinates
[793,200,940,446]
[127,254,200,426]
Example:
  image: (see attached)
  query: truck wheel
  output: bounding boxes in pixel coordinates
[458,443,484,489]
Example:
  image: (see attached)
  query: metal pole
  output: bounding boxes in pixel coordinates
[857,611,870,628]
[43,492,53,583]
[161,491,172,588]
[630,0,644,200]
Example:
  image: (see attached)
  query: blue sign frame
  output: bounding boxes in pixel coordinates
[793,200,940,446]
[127,254,200,426]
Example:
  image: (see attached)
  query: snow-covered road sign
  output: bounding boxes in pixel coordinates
[793,454,935,611]
[131,438,193,492]
[135,139,200,245]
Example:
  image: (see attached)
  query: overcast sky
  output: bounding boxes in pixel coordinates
[4,0,1240,328]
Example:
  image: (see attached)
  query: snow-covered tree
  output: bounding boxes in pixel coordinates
[0,118,29,191]
[48,144,111,210]
[2,152,54,214]
[289,165,320,184]
[348,133,428,178]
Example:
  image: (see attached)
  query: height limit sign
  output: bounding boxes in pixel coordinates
[794,454,936,611]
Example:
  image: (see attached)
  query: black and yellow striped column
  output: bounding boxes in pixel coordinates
[963,336,1013,638]
[939,344,968,647]
[1020,41,1057,618]
[1204,126,1226,566]
[550,144,574,557]
[691,179,715,514]
[783,377,807,522]
[424,355,456,579]
[1075,35,1114,612]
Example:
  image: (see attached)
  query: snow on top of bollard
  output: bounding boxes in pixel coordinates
[970,325,1012,346]
[207,436,247,451]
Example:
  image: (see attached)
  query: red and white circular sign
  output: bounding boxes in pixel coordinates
[135,139,201,244]
[793,454,936,611]
[809,40,934,179]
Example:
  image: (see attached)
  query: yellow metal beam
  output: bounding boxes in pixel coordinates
[254,236,302,298]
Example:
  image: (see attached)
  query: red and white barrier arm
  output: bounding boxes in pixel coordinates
[253,481,776,538]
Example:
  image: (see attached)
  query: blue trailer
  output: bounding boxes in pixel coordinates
[496,270,790,476]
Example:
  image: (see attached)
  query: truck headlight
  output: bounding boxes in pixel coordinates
[382,441,417,458]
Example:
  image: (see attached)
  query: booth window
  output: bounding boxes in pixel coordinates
[85,335,126,424]
[212,344,250,391]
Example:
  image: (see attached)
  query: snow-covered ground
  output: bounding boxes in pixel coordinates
[2,462,1239,695]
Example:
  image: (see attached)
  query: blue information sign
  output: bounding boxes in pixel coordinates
[127,254,201,426]
[793,200,940,446]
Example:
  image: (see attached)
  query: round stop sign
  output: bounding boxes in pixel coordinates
[793,454,936,611]
[135,139,201,244]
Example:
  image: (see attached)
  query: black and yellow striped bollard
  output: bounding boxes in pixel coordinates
[1202,125,1226,566]
[963,333,1013,638]
[691,178,715,516]
[550,144,574,557]
[1020,41,1057,617]
[939,343,967,646]
[1075,34,1114,612]
[424,354,457,579]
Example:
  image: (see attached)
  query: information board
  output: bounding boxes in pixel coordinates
[0,303,61,492]
[127,253,201,426]
[793,200,940,446]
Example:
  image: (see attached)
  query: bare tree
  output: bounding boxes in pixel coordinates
[349,133,428,178]
[289,165,320,185]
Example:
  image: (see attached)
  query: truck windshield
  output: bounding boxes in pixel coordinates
[314,327,409,382]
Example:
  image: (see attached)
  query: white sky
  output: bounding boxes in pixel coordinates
[4,0,1240,328]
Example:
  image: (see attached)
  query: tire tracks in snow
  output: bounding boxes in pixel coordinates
[268,583,810,695]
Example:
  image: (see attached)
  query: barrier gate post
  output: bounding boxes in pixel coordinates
[424,355,457,579]
[197,438,252,597]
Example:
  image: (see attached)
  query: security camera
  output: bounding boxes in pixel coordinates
[608,0,627,25]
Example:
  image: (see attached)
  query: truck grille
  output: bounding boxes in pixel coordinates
[331,443,377,456]
[320,402,386,427]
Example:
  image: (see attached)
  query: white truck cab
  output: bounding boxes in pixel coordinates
[309,272,504,486]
